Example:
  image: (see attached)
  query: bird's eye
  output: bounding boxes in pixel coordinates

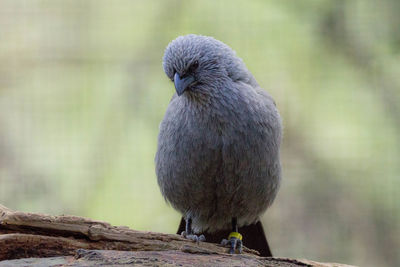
[189,60,199,72]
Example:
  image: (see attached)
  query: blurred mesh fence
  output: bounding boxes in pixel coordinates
[0,1,399,266]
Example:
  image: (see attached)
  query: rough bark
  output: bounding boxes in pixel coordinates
[0,205,356,266]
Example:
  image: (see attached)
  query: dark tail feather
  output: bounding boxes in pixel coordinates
[177,218,272,257]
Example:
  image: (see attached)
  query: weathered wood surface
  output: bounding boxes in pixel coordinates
[0,205,356,266]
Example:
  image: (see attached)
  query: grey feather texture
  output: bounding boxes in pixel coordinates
[156,34,282,233]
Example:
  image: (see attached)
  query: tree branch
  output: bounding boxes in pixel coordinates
[0,205,356,266]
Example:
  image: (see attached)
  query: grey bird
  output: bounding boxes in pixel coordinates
[155,34,282,256]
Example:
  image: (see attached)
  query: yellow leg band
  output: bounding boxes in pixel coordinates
[228,231,243,241]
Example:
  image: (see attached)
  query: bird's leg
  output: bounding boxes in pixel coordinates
[180,217,205,243]
[221,217,243,254]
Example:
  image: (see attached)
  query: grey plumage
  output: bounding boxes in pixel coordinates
[156,34,282,234]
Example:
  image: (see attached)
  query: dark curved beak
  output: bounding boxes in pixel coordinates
[174,72,195,96]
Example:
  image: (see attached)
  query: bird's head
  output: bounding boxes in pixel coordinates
[163,34,253,96]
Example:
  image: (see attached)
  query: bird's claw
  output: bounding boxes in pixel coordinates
[181,231,206,243]
[221,232,243,254]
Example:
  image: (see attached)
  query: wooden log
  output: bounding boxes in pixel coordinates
[0,205,356,266]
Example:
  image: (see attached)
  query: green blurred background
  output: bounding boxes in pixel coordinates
[1,1,399,266]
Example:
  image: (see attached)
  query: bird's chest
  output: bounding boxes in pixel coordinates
[160,101,226,185]
[171,102,225,149]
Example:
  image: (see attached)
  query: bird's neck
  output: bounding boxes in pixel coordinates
[181,80,241,114]
[185,78,234,103]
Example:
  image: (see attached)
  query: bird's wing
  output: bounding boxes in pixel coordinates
[254,86,277,107]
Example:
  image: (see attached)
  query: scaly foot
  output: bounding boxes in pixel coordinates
[221,231,243,254]
[181,231,206,243]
